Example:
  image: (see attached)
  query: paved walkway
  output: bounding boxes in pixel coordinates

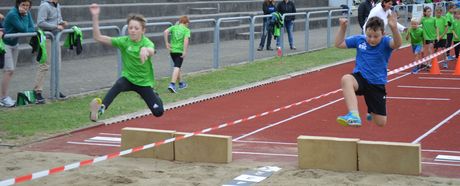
[1,24,362,100]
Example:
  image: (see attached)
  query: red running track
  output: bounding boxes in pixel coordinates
[25,47,460,178]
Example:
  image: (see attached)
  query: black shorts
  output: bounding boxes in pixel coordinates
[352,72,387,116]
[170,53,184,68]
[434,39,447,49]
[425,40,434,45]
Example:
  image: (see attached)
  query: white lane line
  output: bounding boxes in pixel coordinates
[234,140,297,145]
[99,133,121,136]
[233,151,297,157]
[233,73,411,142]
[387,96,450,101]
[419,77,460,80]
[84,140,120,144]
[398,85,460,90]
[412,109,460,144]
[89,136,121,142]
[67,141,120,147]
[422,162,460,167]
[232,98,344,141]
[422,149,460,154]
[435,155,460,162]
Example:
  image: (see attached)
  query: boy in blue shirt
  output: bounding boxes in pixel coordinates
[334,14,402,127]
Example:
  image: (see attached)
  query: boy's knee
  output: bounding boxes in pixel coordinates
[373,115,387,127]
[152,107,164,117]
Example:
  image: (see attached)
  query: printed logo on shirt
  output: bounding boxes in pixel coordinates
[358,42,367,50]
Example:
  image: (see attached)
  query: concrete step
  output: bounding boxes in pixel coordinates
[236,32,261,40]
[189,7,219,14]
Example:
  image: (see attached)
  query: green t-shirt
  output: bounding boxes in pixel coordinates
[453,20,460,42]
[446,12,454,33]
[435,16,448,39]
[167,24,191,53]
[111,36,155,87]
[421,17,436,41]
[409,28,424,45]
[425,0,432,3]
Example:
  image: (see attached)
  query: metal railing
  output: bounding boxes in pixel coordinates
[54,26,121,99]
[3,31,55,98]
[213,16,251,69]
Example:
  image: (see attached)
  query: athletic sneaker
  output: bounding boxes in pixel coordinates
[443,62,448,69]
[89,98,105,122]
[35,92,46,104]
[366,113,373,122]
[411,66,419,74]
[168,83,177,93]
[336,112,362,127]
[0,96,15,107]
[178,82,188,89]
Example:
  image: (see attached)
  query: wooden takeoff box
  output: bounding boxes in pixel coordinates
[121,127,175,160]
[174,132,232,163]
[297,135,359,171]
[358,141,421,175]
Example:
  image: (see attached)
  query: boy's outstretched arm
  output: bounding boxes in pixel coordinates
[335,18,348,49]
[388,13,402,49]
[90,4,112,45]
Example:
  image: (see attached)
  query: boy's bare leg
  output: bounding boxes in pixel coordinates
[341,74,359,112]
[369,113,387,127]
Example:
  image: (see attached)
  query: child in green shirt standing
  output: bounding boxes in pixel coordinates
[88,3,164,121]
[164,16,191,93]
[421,6,436,70]
[434,6,448,68]
[406,18,424,73]
[445,4,456,61]
[452,9,460,59]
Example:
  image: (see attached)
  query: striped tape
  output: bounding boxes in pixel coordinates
[1,43,458,186]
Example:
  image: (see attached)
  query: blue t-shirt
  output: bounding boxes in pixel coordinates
[345,35,393,85]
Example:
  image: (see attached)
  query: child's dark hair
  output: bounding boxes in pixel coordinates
[365,16,384,32]
[423,6,432,17]
[15,0,32,8]
[127,14,146,28]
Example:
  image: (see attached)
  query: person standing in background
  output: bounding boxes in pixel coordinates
[36,0,67,104]
[1,0,35,107]
[276,0,296,50]
[164,16,191,93]
[358,0,376,30]
[258,0,276,51]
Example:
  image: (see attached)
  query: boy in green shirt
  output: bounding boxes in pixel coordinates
[164,16,191,93]
[88,3,164,121]
[452,9,460,59]
[406,18,424,73]
[445,4,456,61]
[434,7,448,68]
[421,6,436,71]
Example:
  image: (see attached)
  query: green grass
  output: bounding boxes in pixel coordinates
[0,47,356,143]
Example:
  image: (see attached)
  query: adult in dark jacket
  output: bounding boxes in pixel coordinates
[358,0,375,29]
[276,0,296,50]
[258,0,276,51]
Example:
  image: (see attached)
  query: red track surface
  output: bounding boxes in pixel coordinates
[26,47,460,178]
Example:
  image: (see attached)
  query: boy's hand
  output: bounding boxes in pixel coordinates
[89,3,100,16]
[388,12,398,30]
[339,18,348,28]
[140,47,150,64]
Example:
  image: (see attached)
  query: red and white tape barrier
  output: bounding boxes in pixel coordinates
[1,43,457,186]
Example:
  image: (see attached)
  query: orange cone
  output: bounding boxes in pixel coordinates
[454,57,460,75]
[430,57,441,75]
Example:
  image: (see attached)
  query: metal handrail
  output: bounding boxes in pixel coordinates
[249,14,272,61]
[3,31,56,98]
[54,26,121,99]
[213,16,251,69]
